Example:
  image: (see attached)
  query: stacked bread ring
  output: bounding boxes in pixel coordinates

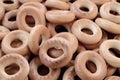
[0,0,120,80]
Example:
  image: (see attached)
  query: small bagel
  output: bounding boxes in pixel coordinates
[28,25,50,55]
[0,0,20,11]
[46,10,75,24]
[99,40,120,67]
[75,51,107,80]
[1,30,29,56]
[39,37,73,68]
[100,2,120,23]
[17,6,46,32]
[70,0,98,19]
[2,9,18,30]
[0,4,5,20]
[71,19,102,44]
[0,53,29,80]
[29,57,60,80]
[95,18,120,34]
[45,0,70,10]
[0,26,10,40]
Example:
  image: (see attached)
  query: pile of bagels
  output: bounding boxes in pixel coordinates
[0,0,120,80]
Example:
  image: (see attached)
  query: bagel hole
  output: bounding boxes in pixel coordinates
[86,61,97,73]
[8,16,16,21]
[5,63,20,75]
[11,39,23,48]
[74,75,81,80]
[110,10,119,15]
[37,65,49,76]
[69,0,76,3]
[55,25,68,33]
[80,6,89,12]
[109,48,120,58]
[81,28,93,35]
[3,0,14,4]
[25,15,35,27]
[47,47,63,58]
[116,0,120,3]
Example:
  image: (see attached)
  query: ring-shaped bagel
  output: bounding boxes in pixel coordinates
[99,40,120,67]
[75,51,107,80]
[100,2,120,23]
[95,18,120,34]
[71,19,102,44]
[17,6,46,32]
[39,37,72,68]
[0,0,20,11]
[29,57,60,80]
[45,0,70,10]
[0,53,29,80]
[1,30,29,56]
[2,9,18,30]
[70,0,98,19]
[46,10,75,24]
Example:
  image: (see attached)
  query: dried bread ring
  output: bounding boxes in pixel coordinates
[39,37,73,68]
[100,2,120,23]
[75,51,107,80]
[0,0,20,11]
[1,30,29,56]
[71,19,102,44]
[70,0,98,19]
[45,0,70,10]
[0,53,29,80]
[99,40,120,67]
[46,10,75,24]
[2,9,18,30]
[17,6,46,32]
[29,57,60,80]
